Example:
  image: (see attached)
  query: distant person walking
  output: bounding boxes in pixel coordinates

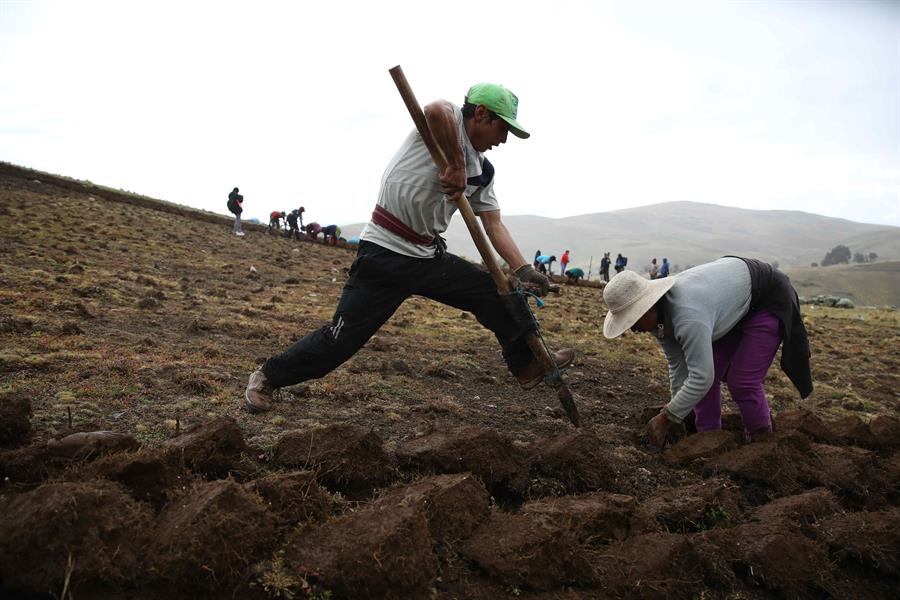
[227,187,244,236]
[560,250,570,275]
[600,252,611,282]
[614,253,627,274]
[660,257,670,278]
[649,258,659,280]
[602,258,812,446]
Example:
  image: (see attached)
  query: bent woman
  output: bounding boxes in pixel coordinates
[602,257,812,446]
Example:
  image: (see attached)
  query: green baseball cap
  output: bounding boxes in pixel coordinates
[465,83,530,139]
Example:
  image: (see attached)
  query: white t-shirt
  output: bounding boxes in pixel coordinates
[359,103,500,258]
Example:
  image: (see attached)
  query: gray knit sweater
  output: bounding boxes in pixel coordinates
[658,257,752,418]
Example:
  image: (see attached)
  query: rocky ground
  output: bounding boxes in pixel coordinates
[1,165,898,599]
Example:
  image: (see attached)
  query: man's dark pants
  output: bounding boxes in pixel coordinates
[262,241,534,388]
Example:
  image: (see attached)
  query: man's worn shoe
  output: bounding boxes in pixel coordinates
[516,348,575,389]
[245,369,275,413]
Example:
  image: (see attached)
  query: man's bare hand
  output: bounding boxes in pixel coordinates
[439,164,466,202]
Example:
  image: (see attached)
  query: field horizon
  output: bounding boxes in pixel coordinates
[3,160,898,306]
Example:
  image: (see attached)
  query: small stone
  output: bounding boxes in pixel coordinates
[137,297,160,309]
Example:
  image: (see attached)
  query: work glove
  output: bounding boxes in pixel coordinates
[643,406,687,448]
[515,264,550,297]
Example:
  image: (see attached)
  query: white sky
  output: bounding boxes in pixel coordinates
[1,0,898,227]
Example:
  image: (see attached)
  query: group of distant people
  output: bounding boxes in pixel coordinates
[267,208,305,240]
[226,187,343,245]
[530,248,671,285]
[595,252,670,282]
[267,210,340,244]
[648,257,670,280]
[532,249,585,284]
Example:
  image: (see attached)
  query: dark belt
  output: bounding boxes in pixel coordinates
[371,204,446,258]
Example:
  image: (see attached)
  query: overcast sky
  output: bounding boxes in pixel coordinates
[1,0,898,227]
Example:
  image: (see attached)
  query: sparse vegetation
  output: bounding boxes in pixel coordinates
[784,262,900,307]
[822,244,851,266]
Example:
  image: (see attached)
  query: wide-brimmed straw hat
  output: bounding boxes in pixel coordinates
[602,271,677,338]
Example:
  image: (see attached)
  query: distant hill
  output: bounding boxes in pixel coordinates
[342,201,900,274]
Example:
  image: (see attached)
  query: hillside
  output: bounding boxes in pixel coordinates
[1,167,899,598]
[784,261,900,307]
[344,201,900,273]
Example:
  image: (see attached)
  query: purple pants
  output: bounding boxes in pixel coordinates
[693,310,781,436]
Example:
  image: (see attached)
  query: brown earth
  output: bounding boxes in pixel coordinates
[1,164,899,598]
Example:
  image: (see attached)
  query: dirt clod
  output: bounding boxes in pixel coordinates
[751,487,840,525]
[702,523,836,597]
[246,470,332,525]
[461,511,596,590]
[0,480,153,595]
[288,504,437,599]
[152,479,276,590]
[706,431,817,494]
[395,426,529,499]
[87,448,185,507]
[161,416,248,477]
[374,473,491,545]
[273,424,394,498]
[521,490,635,544]
[870,414,900,448]
[631,478,743,534]
[0,391,32,447]
[595,532,706,598]
[532,430,619,494]
[47,430,139,460]
[663,429,739,465]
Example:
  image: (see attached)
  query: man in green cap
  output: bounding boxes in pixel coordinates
[245,83,573,412]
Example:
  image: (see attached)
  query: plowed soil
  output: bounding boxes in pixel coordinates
[1,163,899,599]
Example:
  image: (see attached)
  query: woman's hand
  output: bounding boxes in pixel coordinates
[642,408,687,448]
